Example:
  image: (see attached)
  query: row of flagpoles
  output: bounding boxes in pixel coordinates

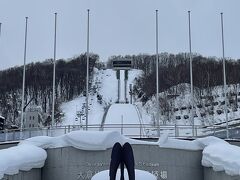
[155,11,229,138]
[0,10,91,132]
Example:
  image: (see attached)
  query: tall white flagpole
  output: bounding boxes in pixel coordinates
[52,13,57,127]
[86,9,90,130]
[0,23,2,48]
[188,11,194,136]
[20,17,28,132]
[156,10,160,137]
[220,12,229,138]
[0,23,2,39]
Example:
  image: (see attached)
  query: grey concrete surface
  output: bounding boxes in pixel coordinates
[0,141,18,150]
[1,143,240,180]
[2,169,41,180]
[42,144,203,180]
[204,167,240,180]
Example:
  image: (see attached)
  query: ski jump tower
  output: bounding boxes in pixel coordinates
[112,58,132,103]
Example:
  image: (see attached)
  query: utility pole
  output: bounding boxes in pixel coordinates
[20,17,28,132]
[86,9,90,130]
[52,13,57,127]
[220,12,229,138]
[188,11,194,136]
[155,10,160,137]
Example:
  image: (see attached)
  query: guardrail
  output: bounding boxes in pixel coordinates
[0,123,239,142]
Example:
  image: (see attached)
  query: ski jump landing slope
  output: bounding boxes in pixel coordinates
[103,104,142,136]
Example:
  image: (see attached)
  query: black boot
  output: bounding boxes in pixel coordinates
[109,142,123,180]
[122,142,135,180]
[120,161,124,180]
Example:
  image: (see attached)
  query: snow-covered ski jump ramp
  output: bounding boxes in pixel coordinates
[102,104,144,137]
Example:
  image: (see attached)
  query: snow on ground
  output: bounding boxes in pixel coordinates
[91,169,157,180]
[0,144,47,179]
[135,83,240,137]
[60,68,143,129]
[103,104,141,136]
[60,96,86,126]
[98,69,142,103]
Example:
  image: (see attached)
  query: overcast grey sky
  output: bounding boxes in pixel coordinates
[0,0,239,69]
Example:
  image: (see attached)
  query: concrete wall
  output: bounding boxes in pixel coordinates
[2,169,41,180]
[0,141,18,150]
[227,140,240,147]
[204,167,240,180]
[42,144,203,180]
[2,144,240,180]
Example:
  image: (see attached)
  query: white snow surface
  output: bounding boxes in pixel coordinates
[60,68,143,126]
[91,169,157,180]
[105,104,140,124]
[158,133,227,150]
[158,134,240,176]
[202,141,240,176]
[20,130,240,177]
[19,130,156,150]
[0,144,47,179]
[2,130,240,177]
[158,133,202,150]
[103,104,141,135]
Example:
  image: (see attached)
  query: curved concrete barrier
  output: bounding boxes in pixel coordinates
[2,169,41,180]
[3,144,240,180]
[204,167,240,180]
[42,144,203,180]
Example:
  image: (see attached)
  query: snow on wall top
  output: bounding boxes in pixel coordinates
[19,130,156,150]
[20,130,240,176]
[157,133,227,150]
[202,141,240,176]
[1,130,240,177]
[158,134,240,176]
[0,144,47,179]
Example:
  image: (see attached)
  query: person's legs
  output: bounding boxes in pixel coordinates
[109,142,123,180]
[122,142,135,180]
[120,160,124,180]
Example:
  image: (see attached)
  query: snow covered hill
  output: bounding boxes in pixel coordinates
[60,67,240,138]
[139,83,240,128]
[103,103,142,136]
[60,68,143,127]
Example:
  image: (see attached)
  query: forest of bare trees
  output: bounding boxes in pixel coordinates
[107,53,240,103]
[2,52,240,126]
[0,53,99,125]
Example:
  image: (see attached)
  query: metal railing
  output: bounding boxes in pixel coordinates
[0,123,239,142]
